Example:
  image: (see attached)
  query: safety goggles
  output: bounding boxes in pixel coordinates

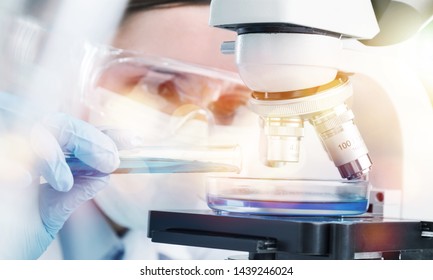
[79,44,252,127]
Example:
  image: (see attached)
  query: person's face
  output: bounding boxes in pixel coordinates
[113,5,238,71]
[92,4,260,229]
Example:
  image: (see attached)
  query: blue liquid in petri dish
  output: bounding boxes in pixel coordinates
[207,195,369,216]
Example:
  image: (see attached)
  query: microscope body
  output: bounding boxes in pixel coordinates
[341,41,433,221]
[210,0,433,220]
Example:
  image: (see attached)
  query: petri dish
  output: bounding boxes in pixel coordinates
[206,176,371,216]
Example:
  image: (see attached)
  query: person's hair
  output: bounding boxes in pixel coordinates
[126,0,211,15]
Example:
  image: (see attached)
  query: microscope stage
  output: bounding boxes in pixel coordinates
[148,210,433,259]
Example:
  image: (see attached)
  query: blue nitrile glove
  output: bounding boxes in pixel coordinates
[0,113,119,259]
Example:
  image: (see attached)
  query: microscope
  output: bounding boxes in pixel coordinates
[147,0,433,259]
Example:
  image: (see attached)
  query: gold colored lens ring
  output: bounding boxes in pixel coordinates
[248,75,351,118]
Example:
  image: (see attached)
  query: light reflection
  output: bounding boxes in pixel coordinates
[415,19,433,105]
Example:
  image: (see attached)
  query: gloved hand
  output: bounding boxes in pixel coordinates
[0,113,119,259]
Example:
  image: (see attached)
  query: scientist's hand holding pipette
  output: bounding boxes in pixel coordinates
[0,113,119,259]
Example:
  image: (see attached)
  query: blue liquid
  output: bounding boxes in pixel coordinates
[66,156,239,176]
[207,195,369,216]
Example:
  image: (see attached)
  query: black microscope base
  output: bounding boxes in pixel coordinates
[148,210,433,260]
